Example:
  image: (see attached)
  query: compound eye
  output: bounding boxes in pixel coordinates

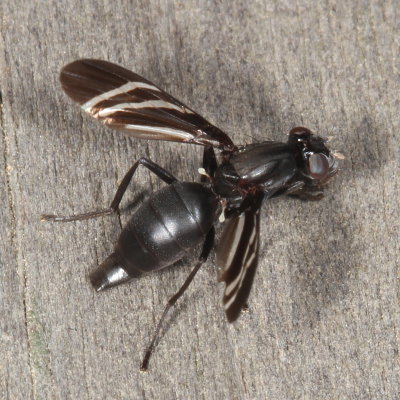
[307,153,329,179]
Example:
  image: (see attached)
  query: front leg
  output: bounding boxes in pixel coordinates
[288,184,324,201]
[269,181,304,198]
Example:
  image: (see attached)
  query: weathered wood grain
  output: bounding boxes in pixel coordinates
[0,1,399,399]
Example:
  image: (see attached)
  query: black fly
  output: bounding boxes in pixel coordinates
[43,59,342,370]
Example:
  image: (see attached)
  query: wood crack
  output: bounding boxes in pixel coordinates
[0,85,35,399]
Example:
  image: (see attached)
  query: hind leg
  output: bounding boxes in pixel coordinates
[42,158,177,222]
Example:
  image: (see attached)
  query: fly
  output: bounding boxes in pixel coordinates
[42,59,343,370]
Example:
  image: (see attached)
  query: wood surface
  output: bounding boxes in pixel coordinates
[1,1,399,399]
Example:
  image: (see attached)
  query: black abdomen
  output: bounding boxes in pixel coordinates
[90,182,219,291]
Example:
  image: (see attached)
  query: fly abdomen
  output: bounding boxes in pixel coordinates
[90,182,219,291]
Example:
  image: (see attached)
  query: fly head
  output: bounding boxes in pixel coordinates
[288,127,340,185]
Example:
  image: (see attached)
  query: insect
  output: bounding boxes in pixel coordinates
[43,59,342,370]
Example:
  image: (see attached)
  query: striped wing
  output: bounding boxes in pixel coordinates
[216,205,261,322]
[60,59,234,150]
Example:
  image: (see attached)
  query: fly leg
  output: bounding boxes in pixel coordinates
[200,146,218,182]
[41,158,177,222]
[140,227,215,371]
[288,184,324,201]
[271,181,324,201]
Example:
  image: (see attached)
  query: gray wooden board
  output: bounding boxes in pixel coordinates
[0,0,399,399]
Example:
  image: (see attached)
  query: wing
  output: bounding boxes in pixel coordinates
[216,202,261,322]
[60,59,235,150]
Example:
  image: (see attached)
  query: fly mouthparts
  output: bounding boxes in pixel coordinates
[332,151,345,160]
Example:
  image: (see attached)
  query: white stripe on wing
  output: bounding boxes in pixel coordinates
[120,124,195,140]
[97,100,194,117]
[223,215,246,283]
[82,81,161,111]
[224,211,259,311]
